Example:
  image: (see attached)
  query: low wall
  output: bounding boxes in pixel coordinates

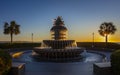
[93,62,112,75]
[9,62,26,75]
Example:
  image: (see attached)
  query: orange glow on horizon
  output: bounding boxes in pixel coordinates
[0,32,120,43]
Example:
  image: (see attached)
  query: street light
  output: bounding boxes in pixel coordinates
[32,33,33,43]
[92,32,94,48]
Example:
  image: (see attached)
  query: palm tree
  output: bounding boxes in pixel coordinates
[3,21,20,43]
[98,22,117,46]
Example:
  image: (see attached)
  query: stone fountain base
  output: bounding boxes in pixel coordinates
[33,47,83,58]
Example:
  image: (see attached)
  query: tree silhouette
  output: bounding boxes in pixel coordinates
[3,21,20,43]
[98,22,117,47]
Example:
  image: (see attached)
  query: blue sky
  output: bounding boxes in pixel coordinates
[0,0,120,42]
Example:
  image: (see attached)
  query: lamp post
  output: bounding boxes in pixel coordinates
[32,33,33,43]
[92,32,94,48]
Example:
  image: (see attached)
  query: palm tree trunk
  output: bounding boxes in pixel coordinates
[10,33,13,44]
[105,35,108,48]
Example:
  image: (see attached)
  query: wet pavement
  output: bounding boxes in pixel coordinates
[25,62,93,75]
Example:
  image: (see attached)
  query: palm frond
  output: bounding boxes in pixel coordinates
[98,22,117,36]
[4,22,9,29]
[14,25,20,35]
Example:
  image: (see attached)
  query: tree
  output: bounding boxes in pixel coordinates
[3,21,20,43]
[98,22,117,47]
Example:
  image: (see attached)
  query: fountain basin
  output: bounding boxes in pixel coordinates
[12,50,106,63]
[33,47,83,58]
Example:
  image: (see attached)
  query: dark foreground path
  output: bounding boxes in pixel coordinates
[25,62,93,75]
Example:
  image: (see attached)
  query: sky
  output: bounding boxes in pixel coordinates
[0,0,120,42]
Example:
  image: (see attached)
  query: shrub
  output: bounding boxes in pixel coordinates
[0,50,12,75]
[111,49,120,75]
[0,43,41,49]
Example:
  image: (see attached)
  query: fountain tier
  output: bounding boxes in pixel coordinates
[43,40,76,49]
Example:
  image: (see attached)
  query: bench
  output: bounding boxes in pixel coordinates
[9,62,25,75]
[93,62,112,75]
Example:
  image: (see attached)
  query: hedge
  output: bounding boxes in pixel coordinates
[111,49,120,75]
[0,50,12,75]
[0,43,41,49]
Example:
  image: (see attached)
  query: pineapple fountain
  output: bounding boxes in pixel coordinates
[33,16,83,61]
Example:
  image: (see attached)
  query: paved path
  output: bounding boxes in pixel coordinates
[25,62,93,75]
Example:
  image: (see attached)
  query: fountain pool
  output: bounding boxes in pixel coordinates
[12,50,105,63]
